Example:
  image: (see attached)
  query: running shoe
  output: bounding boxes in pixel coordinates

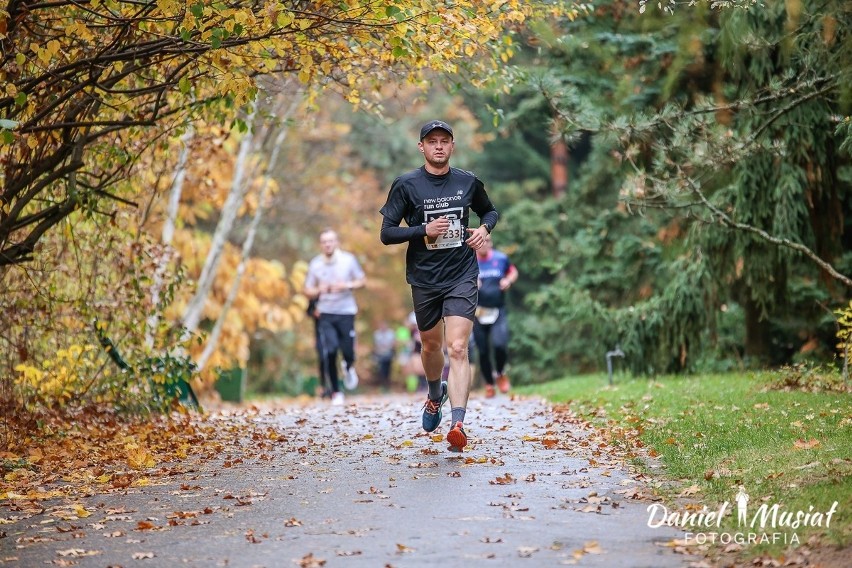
[331,391,345,406]
[342,362,359,390]
[496,373,511,394]
[421,381,448,432]
[484,384,496,398]
[447,421,467,451]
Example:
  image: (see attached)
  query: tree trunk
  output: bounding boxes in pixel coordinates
[550,134,568,198]
[196,93,299,371]
[146,125,193,349]
[743,296,771,364]
[181,98,258,334]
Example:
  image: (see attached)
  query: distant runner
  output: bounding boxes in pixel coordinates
[474,234,518,397]
[303,229,365,406]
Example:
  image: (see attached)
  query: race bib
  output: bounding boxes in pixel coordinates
[424,217,463,250]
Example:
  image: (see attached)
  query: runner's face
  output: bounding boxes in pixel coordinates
[319,232,338,256]
[419,130,454,168]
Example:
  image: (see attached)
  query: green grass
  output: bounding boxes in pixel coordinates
[517,372,851,557]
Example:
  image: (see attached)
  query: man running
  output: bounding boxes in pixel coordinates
[379,120,498,451]
[474,234,518,397]
[303,229,366,406]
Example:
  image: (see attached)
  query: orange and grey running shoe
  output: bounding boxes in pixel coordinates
[447,421,467,451]
[496,373,511,394]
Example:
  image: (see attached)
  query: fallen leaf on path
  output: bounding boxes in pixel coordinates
[464,456,488,464]
[131,552,154,559]
[517,546,538,557]
[396,543,415,554]
[489,473,515,485]
[57,549,100,557]
[295,552,325,567]
[111,474,133,489]
[126,445,156,469]
[582,541,604,554]
[658,538,698,548]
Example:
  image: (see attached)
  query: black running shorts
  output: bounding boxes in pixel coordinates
[411,277,478,331]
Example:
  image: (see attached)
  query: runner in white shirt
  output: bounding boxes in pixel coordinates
[303,229,366,406]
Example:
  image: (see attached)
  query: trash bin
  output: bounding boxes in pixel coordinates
[216,368,246,402]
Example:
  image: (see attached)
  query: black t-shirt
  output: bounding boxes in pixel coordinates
[380,166,498,288]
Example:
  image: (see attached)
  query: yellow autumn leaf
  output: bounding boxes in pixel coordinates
[127,446,156,469]
[73,504,91,518]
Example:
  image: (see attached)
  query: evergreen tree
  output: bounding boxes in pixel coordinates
[464,1,851,379]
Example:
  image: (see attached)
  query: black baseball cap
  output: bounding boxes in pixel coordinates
[419,120,453,140]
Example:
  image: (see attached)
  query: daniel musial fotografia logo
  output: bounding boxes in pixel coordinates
[645,485,840,546]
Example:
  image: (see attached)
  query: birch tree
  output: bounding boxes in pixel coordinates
[196,92,301,372]
[181,98,259,335]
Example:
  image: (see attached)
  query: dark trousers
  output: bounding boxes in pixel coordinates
[317,313,356,393]
[473,308,509,385]
[313,319,330,395]
[374,353,394,390]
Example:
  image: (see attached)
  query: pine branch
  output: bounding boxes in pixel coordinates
[682,171,852,289]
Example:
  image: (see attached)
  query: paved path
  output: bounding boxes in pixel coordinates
[5,394,694,567]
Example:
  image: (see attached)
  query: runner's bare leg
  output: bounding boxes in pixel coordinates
[443,315,474,410]
[419,320,446,385]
